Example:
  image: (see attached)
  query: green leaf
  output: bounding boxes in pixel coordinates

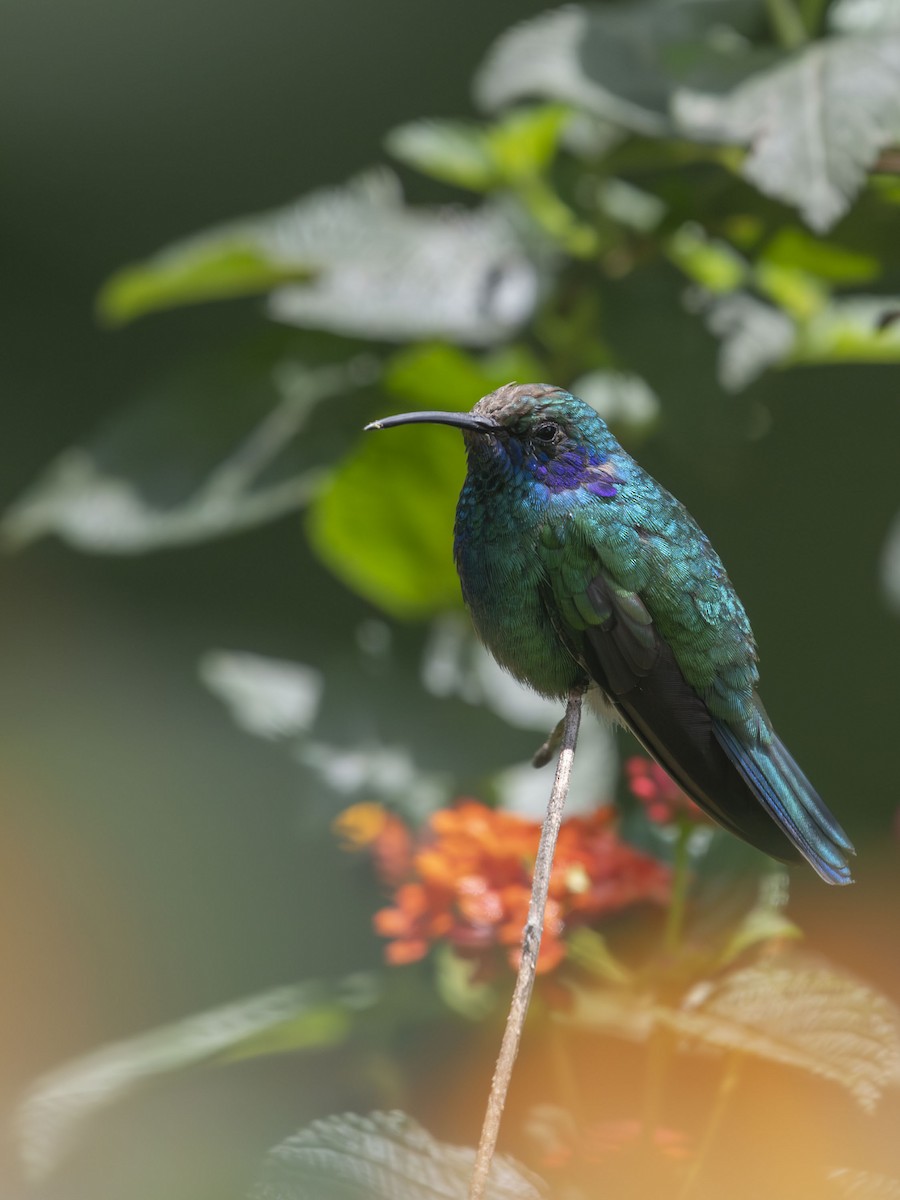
[667,223,749,292]
[474,2,774,135]
[434,945,499,1020]
[99,171,540,344]
[386,106,569,191]
[307,419,464,618]
[674,35,900,231]
[716,905,802,967]
[99,239,313,326]
[1,346,366,554]
[17,976,383,1182]
[307,345,543,617]
[790,294,900,363]
[386,120,499,190]
[486,105,570,180]
[701,292,795,390]
[671,953,900,1111]
[761,227,881,284]
[251,1111,547,1200]
[563,951,900,1111]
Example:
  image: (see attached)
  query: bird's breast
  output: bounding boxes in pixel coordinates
[453,484,584,699]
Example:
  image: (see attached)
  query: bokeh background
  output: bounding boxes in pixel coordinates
[3,2,900,1198]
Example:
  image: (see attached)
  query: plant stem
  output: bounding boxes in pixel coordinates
[764,0,809,48]
[467,686,584,1200]
[664,818,692,954]
[678,1050,744,1199]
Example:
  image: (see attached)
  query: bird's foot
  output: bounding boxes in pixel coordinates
[532,717,565,768]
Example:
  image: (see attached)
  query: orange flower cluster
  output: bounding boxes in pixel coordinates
[335,800,670,974]
[624,756,707,825]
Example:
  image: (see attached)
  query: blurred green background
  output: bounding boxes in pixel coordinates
[3,1,900,1198]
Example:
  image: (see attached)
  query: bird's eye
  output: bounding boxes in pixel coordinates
[533,421,560,444]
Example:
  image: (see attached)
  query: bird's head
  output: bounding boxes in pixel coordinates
[366,383,620,497]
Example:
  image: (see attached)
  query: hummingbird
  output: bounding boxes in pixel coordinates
[365,383,854,885]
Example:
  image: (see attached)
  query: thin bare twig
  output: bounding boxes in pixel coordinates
[467,686,584,1200]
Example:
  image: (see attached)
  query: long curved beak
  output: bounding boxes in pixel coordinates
[364,410,499,434]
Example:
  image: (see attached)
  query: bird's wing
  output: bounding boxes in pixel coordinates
[538,529,853,883]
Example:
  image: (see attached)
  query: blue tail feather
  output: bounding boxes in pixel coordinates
[713,720,855,886]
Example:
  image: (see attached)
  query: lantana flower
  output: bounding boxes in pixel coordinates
[336,799,670,973]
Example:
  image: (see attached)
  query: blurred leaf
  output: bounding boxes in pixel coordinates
[829,0,900,33]
[99,239,313,326]
[673,953,900,1111]
[251,1111,546,1200]
[307,420,463,618]
[309,345,542,618]
[753,260,828,320]
[828,1167,900,1197]
[761,227,881,284]
[266,171,540,345]
[200,652,324,740]
[564,952,900,1111]
[673,35,900,231]
[386,120,499,190]
[474,2,771,136]
[790,294,900,362]
[566,928,634,985]
[701,289,900,390]
[716,904,802,966]
[568,370,660,437]
[667,223,748,292]
[2,351,371,553]
[700,292,796,390]
[386,106,569,192]
[434,945,499,1020]
[100,171,540,344]
[18,976,383,1182]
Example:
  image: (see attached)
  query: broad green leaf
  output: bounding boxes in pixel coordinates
[563,951,900,1110]
[307,420,464,618]
[251,1111,546,1200]
[761,227,881,284]
[474,2,772,136]
[753,261,829,320]
[386,106,569,191]
[702,290,900,389]
[1,347,367,554]
[674,35,900,231]
[667,224,748,292]
[100,171,540,344]
[791,294,900,362]
[307,345,543,618]
[385,342,545,410]
[386,120,499,190]
[486,105,570,181]
[17,976,383,1182]
[99,239,313,326]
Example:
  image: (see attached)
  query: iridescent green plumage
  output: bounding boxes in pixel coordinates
[366,383,854,884]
